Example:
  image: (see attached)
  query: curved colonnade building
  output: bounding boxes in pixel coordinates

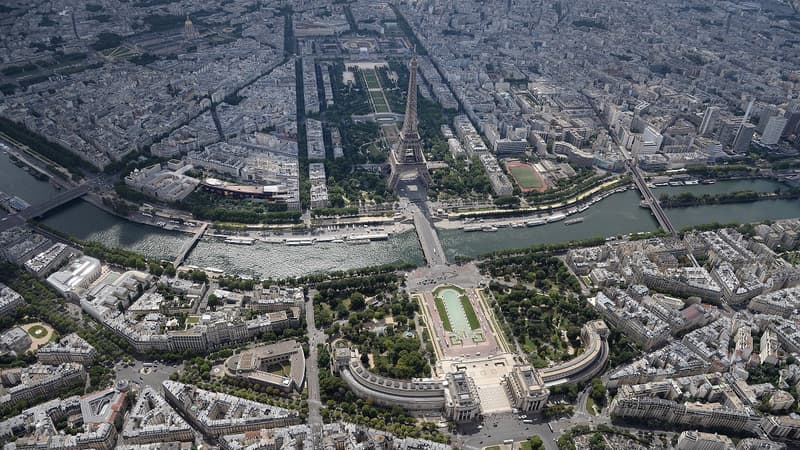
[538,320,610,386]
[332,345,480,423]
[332,320,609,420]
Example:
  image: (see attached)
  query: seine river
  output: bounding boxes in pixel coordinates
[3,151,799,277]
[441,179,800,261]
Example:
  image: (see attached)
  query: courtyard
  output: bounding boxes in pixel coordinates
[20,322,54,351]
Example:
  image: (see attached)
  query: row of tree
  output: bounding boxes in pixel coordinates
[659,189,799,208]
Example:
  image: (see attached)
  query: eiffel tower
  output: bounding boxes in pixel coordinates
[387,56,432,191]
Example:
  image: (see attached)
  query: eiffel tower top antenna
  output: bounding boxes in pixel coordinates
[400,55,419,138]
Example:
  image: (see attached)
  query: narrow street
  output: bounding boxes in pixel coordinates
[305,291,326,446]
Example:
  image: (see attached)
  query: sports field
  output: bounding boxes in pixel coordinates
[506,161,546,192]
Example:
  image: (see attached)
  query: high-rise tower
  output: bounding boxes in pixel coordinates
[732,99,755,149]
[698,106,719,137]
[184,15,199,41]
[388,56,432,191]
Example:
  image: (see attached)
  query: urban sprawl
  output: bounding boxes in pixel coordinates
[1,0,800,449]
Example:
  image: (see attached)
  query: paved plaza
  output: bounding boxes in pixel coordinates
[406,262,483,291]
[442,355,515,414]
[115,360,180,392]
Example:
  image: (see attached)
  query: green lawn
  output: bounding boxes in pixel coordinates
[434,296,453,332]
[363,70,381,89]
[522,337,536,354]
[586,396,598,416]
[265,361,292,377]
[27,324,48,338]
[364,70,390,113]
[459,295,480,330]
[508,164,544,189]
[420,324,430,342]
[369,90,390,112]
